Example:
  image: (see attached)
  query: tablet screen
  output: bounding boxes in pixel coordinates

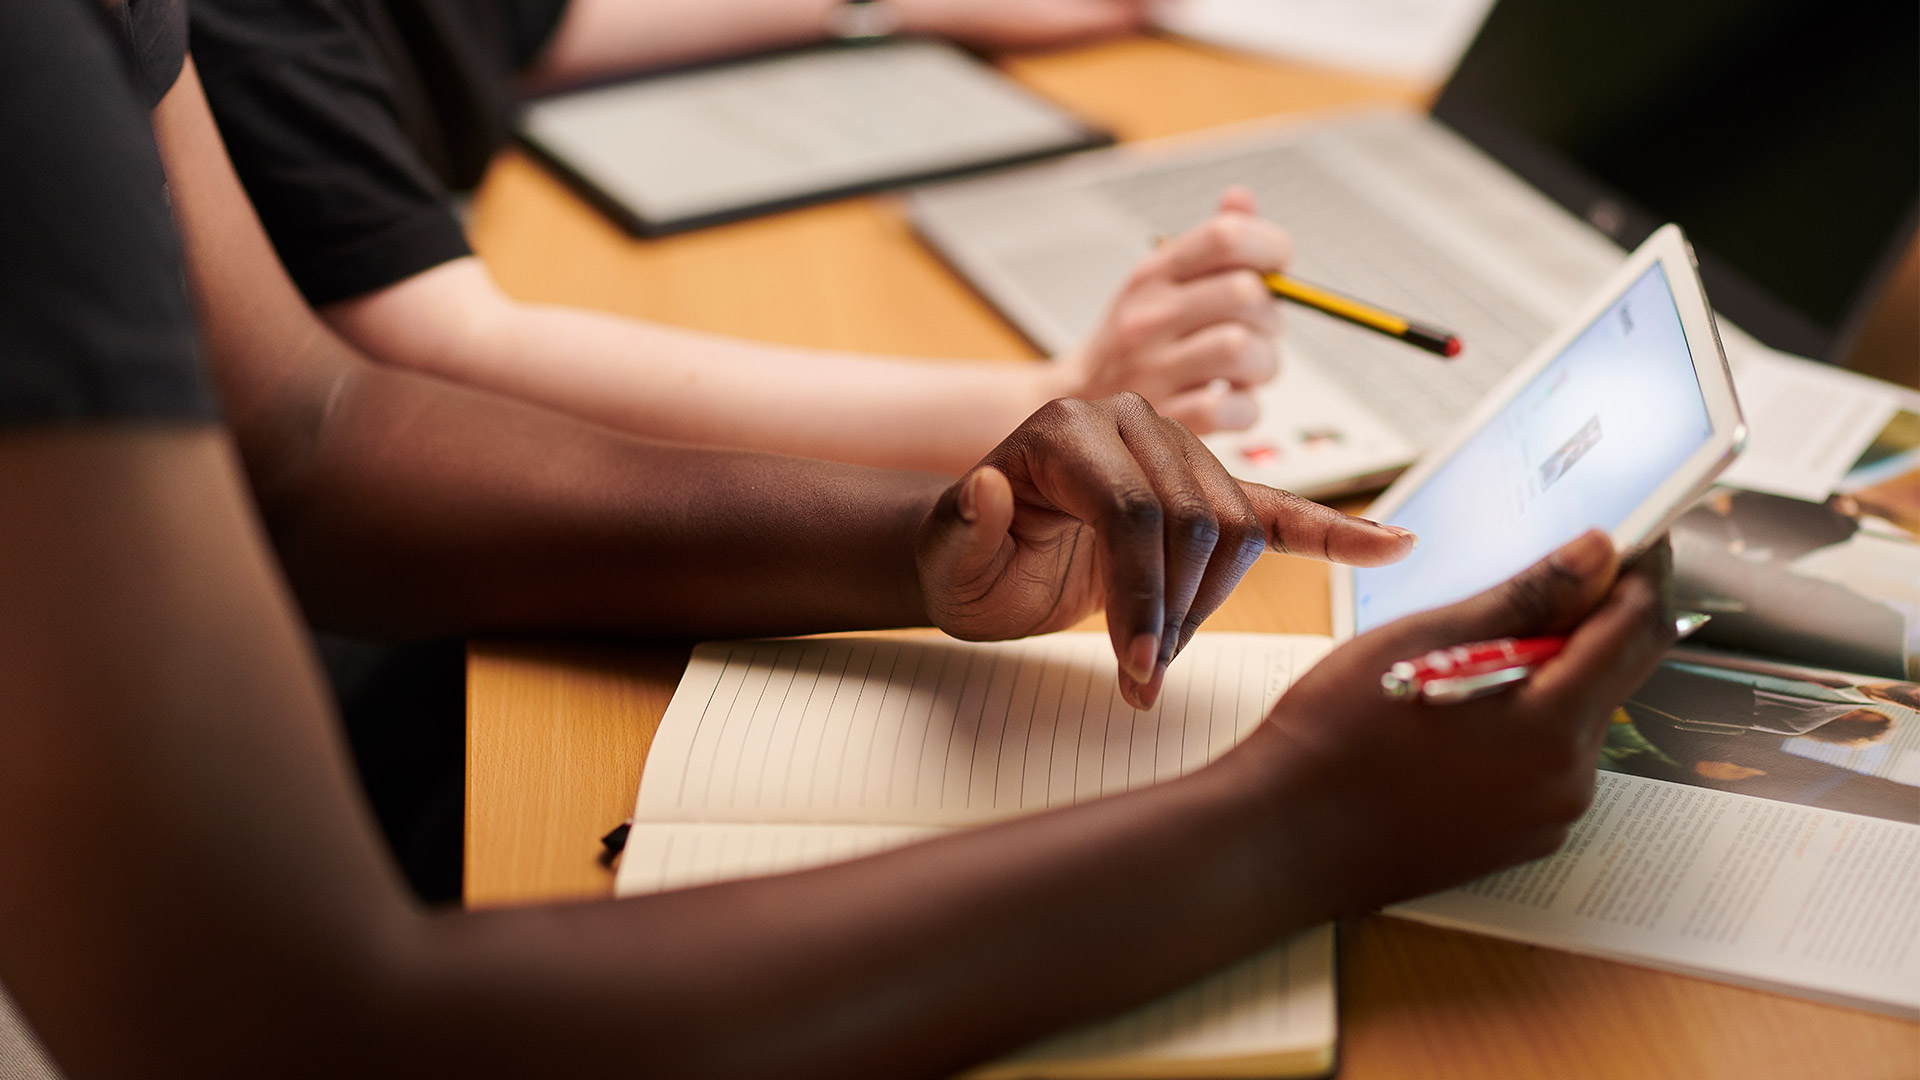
[1351,263,1714,633]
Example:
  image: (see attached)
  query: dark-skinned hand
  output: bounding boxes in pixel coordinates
[916,392,1417,709]
[1231,529,1677,915]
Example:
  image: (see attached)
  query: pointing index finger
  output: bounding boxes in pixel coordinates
[1238,483,1416,567]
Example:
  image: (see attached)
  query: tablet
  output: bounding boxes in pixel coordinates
[1331,225,1745,639]
[517,39,1111,237]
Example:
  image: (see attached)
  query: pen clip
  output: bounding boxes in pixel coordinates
[1380,660,1533,703]
[1418,665,1535,704]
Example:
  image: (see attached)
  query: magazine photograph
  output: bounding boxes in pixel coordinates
[1675,409,1920,679]
[1601,647,1920,825]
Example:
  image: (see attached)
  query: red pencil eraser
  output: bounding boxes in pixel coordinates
[1443,336,1463,358]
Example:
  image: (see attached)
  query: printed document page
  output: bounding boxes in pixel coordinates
[1717,330,1910,502]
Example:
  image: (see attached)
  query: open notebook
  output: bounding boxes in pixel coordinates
[614,632,1338,1079]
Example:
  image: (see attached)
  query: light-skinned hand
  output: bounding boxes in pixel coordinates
[1052,187,1290,434]
[892,0,1151,49]
[916,392,1415,709]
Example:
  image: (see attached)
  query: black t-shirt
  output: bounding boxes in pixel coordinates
[2,0,464,907]
[118,0,191,109]
[0,0,212,428]
[189,0,570,307]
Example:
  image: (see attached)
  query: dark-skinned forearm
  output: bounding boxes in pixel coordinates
[256,354,942,639]
[390,753,1311,1079]
[2,432,1326,1080]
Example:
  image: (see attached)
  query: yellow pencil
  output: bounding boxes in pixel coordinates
[1264,273,1462,358]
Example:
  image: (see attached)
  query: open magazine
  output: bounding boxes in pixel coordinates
[1393,646,1920,1015]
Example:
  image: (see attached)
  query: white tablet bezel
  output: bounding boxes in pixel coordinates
[1329,224,1746,642]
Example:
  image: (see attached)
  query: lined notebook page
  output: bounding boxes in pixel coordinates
[635,633,1327,827]
[617,822,944,895]
[616,821,1335,1079]
[614,632,1338,1079]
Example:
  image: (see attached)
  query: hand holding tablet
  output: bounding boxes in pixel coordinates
[1332,224,1747,646]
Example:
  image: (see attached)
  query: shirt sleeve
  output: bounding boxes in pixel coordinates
[188,0,475,308]
[0,0,214,428]
[497,0,571,68]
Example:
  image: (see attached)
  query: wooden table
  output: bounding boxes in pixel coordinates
[463,34,1920,1079]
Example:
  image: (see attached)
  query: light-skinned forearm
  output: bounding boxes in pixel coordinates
[527,0,1149,88]
[528,0,847,87]
[325,259,1067,476]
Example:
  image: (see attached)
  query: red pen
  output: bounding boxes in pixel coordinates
[1379,636,1568,704]
[1381,613,1711,705]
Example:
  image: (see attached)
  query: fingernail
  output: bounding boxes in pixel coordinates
[1550,529,1611,577]
[1122,666,1163,711]
[956,471,980,524]
[1133,681,1161,711]
[1362,519,1417,546]
[1126,633,1158,684]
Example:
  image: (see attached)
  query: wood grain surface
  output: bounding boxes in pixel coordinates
[463,32,1919,1078]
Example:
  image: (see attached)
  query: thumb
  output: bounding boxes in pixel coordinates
[1217,184,1258,216]
[1240,482,1417,566]
[1383,530,1620,651]
[1162,378,1259,434]
[919,466,1018,603]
